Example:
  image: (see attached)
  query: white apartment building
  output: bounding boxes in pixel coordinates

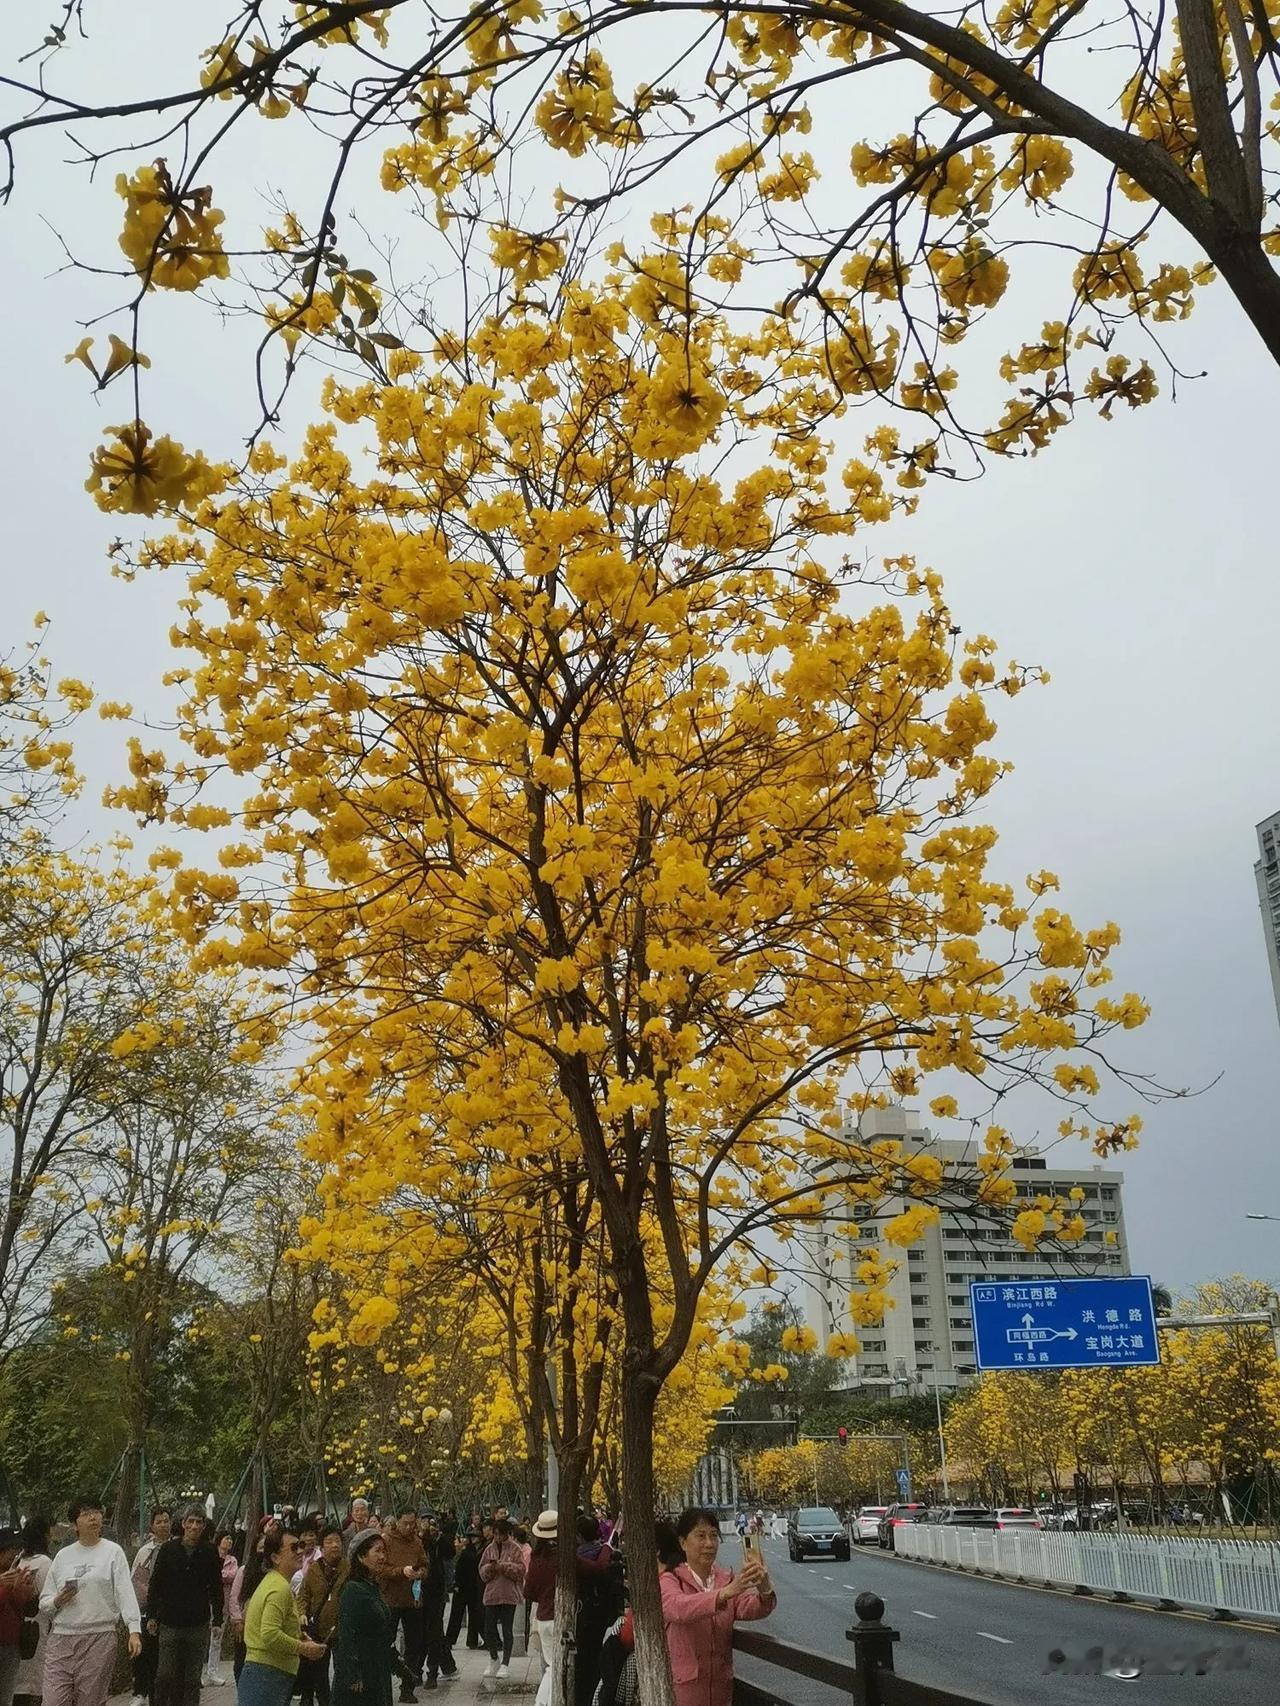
[1254,811,1280,1031]
[801,1107,1130,1392]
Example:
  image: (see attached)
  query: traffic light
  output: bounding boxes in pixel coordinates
[837,1426,848,1444]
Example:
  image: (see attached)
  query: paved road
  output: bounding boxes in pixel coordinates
[734,1538,1276,1705]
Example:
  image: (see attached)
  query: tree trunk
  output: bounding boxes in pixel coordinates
[551,1448,587,1706]
[620,1364,674,1706]
[525,1454,546,1522]
[246,1446,267,1537]
[113,1440,141,1546]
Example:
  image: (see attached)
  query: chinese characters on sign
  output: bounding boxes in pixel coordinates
[969,1277,1161,1372]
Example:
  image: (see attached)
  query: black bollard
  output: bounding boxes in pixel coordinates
[846,1591,901,1706]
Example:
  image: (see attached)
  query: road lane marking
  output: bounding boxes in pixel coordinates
[976,1632,1013,1645]
[822,1575,834,1581]
[912,1611,937,1619]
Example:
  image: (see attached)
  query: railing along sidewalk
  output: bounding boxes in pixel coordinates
[893,1523,1280,1623]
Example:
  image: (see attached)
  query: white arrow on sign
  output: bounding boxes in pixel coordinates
[1006,1322,1079,1344]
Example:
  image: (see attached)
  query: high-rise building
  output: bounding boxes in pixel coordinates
[1254,811,1280,1031]
[800,1107,1130,1392]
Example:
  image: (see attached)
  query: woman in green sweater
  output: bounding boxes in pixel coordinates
[331,1532,394,1706]
[238,1530,327,1705]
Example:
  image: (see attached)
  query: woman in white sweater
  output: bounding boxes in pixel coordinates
[38,1499,141,1706]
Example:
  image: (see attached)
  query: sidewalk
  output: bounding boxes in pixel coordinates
[449,1635,540,1698]
[109,1635,540,1704]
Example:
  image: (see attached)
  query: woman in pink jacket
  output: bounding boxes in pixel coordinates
[659,1508,776,1706]
[478,1520,526,1678]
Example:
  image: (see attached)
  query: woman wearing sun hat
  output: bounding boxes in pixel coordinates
[522,1512,558,1703]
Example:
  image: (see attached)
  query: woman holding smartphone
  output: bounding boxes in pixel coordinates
[39,1498,141,1706]
[660,1508,776,1706]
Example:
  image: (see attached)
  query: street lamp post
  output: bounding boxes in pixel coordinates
[931,1374,951,1502]
[914,1350,950,1502]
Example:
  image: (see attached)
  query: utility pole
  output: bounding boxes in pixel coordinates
[931,1374,950,1502]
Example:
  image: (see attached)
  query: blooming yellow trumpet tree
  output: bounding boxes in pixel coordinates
[313,1285,541,1507]
[944,1367,1071,1504]
[105,225,1156,1699]
[303,1111,625,1524]
[748,1434,914,1508]
[8,0,1280,487]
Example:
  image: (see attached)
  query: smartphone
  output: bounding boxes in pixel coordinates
[742,1530,761,1560]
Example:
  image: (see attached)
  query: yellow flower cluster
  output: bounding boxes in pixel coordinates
[116,164,229,292]
[85,421,225,517]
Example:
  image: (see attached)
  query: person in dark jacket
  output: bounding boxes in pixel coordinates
[444,1531,483,1651]
[573,1517,621,1706]
[418,1516,456,1689]
[297,1528,348,1706]
[332,1534,394,1706]
[146,1506,222,1706]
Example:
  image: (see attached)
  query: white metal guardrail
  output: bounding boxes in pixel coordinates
[892,1523,1280,1620]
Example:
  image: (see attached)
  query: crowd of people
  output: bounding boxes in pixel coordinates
[0,1494,776,1706]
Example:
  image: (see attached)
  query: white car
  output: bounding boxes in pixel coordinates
[854,1505,888,1543]
[972,1507,1043,1531]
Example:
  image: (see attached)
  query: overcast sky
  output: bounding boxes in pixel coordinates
[3,10,1278,1296]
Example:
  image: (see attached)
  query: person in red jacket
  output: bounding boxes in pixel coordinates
[0,1527,36,1706]
[659,1508,775,1706]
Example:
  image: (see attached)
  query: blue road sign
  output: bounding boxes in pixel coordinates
[969,1276,1160,1371]
[895,1467,911,1500]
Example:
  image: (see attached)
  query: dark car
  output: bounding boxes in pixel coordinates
[787,1506,850,1561]
[877,1502,928,1549]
